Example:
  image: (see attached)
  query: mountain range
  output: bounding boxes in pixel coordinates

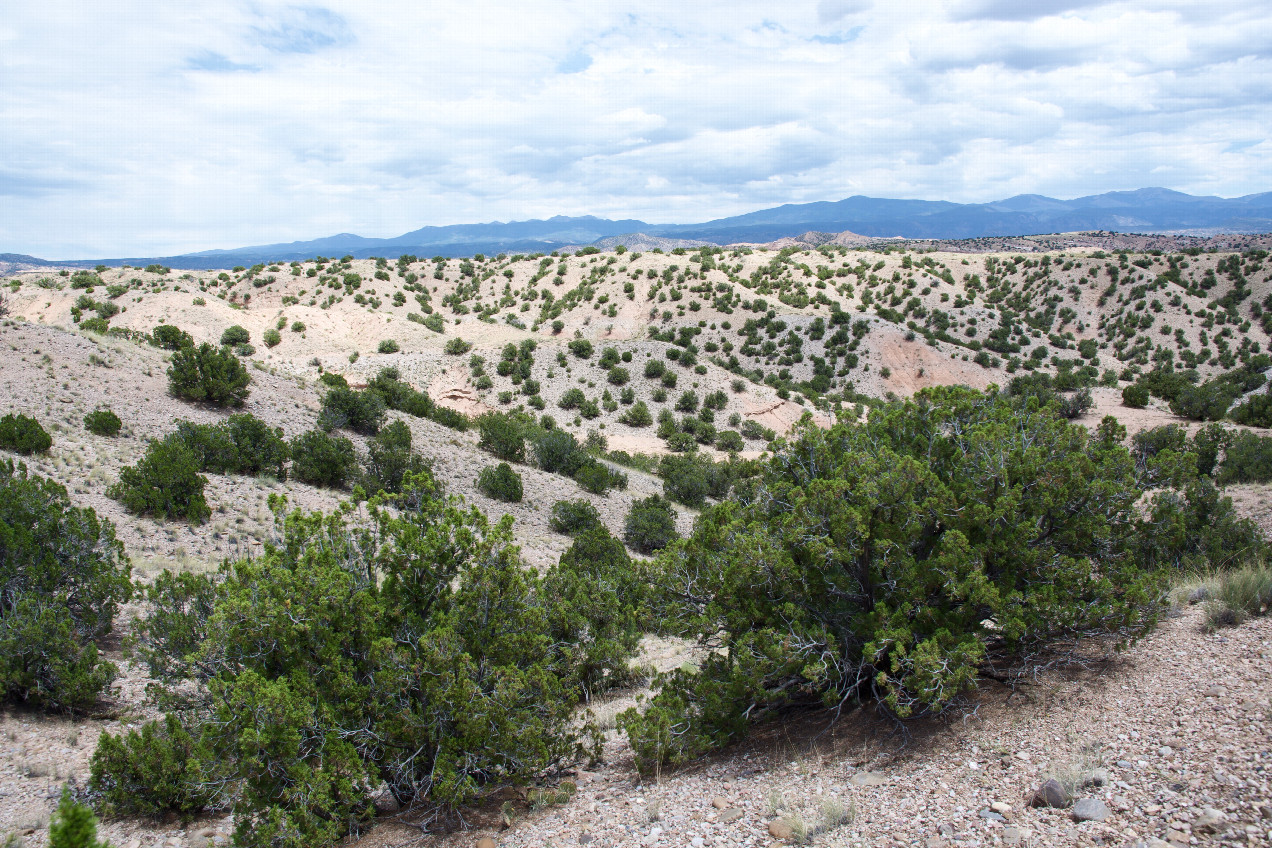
[14,187,1272,268]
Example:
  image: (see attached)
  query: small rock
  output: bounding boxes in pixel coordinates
[1029,778,1071,809]
[720,808,744,824]
[691,838,705,848]
[1071,798,1110,822]
[579,836,593,845]
[990,801,1012,815]
[924,839,948,848]
[850,771,887,787]
[123,841,141,848]
[1116,760,1134,769]
[476,838,497,848]
[711,796,729,810]
[768,819,794,840]
[1002,825,1022,845]
[1193,807,1227,834]
[1083,768,1110,787]
[978,809,1005,822]
[1204,685,1228,698]
[1157,746,1173,757]
[372,789,400,815]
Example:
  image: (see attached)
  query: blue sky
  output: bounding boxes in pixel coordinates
[1,1,1270,257]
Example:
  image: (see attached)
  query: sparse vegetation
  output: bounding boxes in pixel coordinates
[0,413,52,455]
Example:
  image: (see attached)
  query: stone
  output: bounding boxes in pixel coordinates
[1116,760,1135,769]
[1002,825,1023,845]
[978,809,1005,822]
[372,788,400,814]
[1072,798,1110,822]
[1204,685,1228,698]
[768,819,794,840]
[476,838,497,848]
[1083,768,1110,787]
[850,771,887,787]
[924,839,948,848]
[1193,807,1227,834]
[1157,746,1173,757]
[720,808,744,823]
[990,801,1013,815]
[1029,778,1071,809]
[711,796,729,810]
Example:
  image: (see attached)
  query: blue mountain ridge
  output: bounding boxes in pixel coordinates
[19,189,1272,268]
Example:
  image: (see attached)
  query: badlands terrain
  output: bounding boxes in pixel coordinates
[1,234,1270,848]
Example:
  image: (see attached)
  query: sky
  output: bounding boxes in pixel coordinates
[2,1,1270,258]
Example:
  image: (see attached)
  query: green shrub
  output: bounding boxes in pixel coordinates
[92,478,637,844]
[219,325,251,346]
[608,366,630,386]
[362,420,429,496]
[618,401,653,427]
[559,387,586,410]
[1216,431,1272,485]
[90,714,221,822]
[378,339,400,354]
[533,428,584,475]
[151,324,194,350]
[623,495,678,554]
[715,430,744,452]
[168,415,290,480]
[318,386,386,435]
[1138,476,1265,571]
[0,413,53,454]
[619,388,1165,773]
[477,462,523,502]
[568,339,593,358]
[477,412,526,463]
[0,460,131,712]
[444,337,472,355]
[108,438,210,523]
[549,499,602,535]
[644,359,665,379]
[289,430,359,489]
[79,316,110,334]
[84,407,123,437]
[48,785,111,848]
[167,343,251,407]
[658,452,720,508]
[1121,383,1149,408]
[675,391,699,413]
[263,328,282,348]
[1170,382,1235,421]
[423,313,445,333]
[573,461,614,495]
[1230,386,1272,428]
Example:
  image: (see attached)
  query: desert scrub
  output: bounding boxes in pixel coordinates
[108,437,211,523]
[83,407,122,437]
[619,388,1168,773]
[289,430,359,489]
[549,499,602,535]
[0,413,53,454]
[0,459,132,712]
[91,476,640,843]
[219,324,250,346]
[477,462,523,502]
[1204,563,1272,629]
[167,343,251,407]
[622,494,678,554]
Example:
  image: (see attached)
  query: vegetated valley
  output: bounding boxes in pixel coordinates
[2,233,1271,848]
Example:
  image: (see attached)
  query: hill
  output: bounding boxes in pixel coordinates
[1,237,1270,847]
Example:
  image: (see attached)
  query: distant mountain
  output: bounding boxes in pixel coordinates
[12,189,1272,268]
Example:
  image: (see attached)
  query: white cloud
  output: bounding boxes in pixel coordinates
[0,0,1269,256]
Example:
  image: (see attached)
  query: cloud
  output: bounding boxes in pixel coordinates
[185,51,261,72]
[0,0,1269,256]
[251,5,353,54]
[950,0,1108,22]
[817,0,871,24]
[557,50,593,74]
